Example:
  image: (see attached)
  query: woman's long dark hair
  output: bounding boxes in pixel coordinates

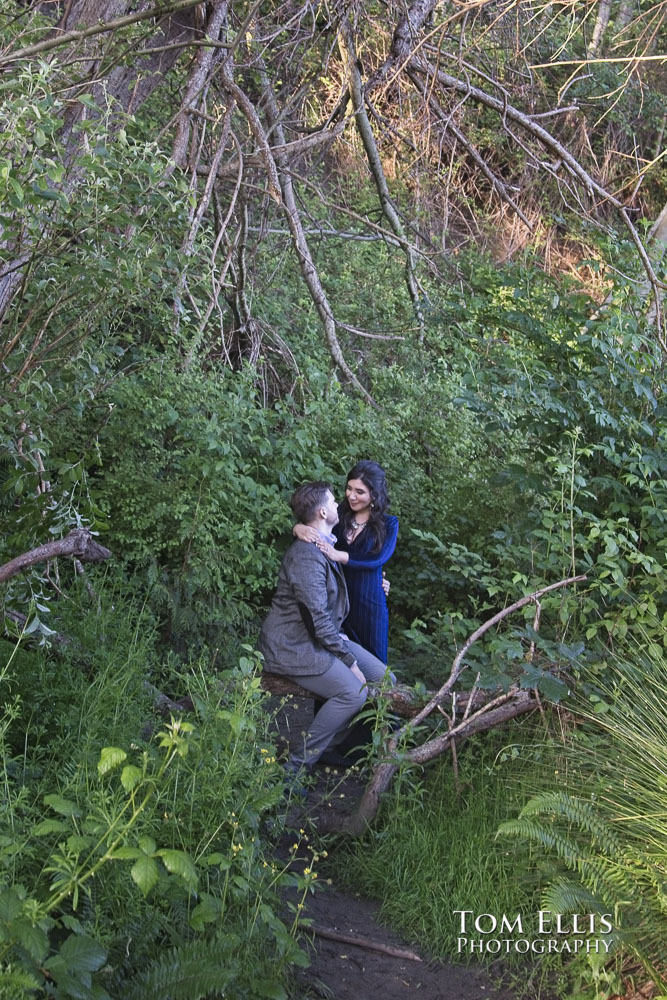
[338,460,390,554]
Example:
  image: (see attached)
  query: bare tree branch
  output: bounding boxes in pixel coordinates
[330,574,587,835]
[170,1,230,170]
[0,0,211,67]
[408,69,534,230]
[411,57,667,344]
[364,0,442,93]
[258,64,378,407]
[195,123,346,177]
[0,530,111,584]
[218,65,282,203]
[339,17,426,331]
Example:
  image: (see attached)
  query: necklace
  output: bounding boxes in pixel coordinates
[350,517,367,533]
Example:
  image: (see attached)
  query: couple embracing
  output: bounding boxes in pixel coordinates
[258,461,398,780]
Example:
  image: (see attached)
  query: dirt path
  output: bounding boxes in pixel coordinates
[291,878,514,1000]
[271,697,519,1000]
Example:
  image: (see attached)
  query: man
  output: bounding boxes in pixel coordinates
[259,481,393,776]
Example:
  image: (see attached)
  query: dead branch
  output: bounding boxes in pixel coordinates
[338,17,425,330]
[407,70,534,230]
[260,673,488,719]
[170,1,229,169]
[184,101,235,258]
[408,688,537,765]
[258,63,378,407]
[2,608,69,646]
[324,689,540,837]
[411,57,667,344]
[143,681,194,717]
[409,574,586,730]
[364,0,442,94]
[73,558,98,605]
[189,165,244,361]
[195,123,346,177]
[336,322,406,341]
[309,924,423,962]
[327,574,586,836]
[217,66,281,204]
[0,530,111,584]
[282,167,440,273]
[0,0,210,67]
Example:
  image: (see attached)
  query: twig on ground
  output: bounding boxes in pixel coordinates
[309,924,423,962]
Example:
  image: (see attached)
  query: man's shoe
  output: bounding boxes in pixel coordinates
[283,761,310,800]
[316,748,355,769]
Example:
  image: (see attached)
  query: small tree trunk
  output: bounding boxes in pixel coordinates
[588,0,612,55]
[614,0,636,33]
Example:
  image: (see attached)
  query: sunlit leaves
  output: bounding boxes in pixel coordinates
[97,746,127,776]
[130,854,160,896]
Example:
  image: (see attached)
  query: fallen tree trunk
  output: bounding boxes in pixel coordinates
[261,673,489,719]
[323,688,540,836]
[0,529,111,584]
[322,574,586,835]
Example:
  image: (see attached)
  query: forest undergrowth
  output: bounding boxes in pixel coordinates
[1,2,666,995]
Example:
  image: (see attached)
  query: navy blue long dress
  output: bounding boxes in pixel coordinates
[333,514,399,664]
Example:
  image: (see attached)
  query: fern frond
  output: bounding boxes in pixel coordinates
[541,877,605,916]
[0,965,41,998]
[500,640,667,990]
[498,819,652,917]
[497,818,583,862]
[517,792,623,855]
[121,935,240,1000]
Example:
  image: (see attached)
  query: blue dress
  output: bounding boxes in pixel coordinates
[333,515,399,663]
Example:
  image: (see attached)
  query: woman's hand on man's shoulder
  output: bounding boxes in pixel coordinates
[293,523,320,543]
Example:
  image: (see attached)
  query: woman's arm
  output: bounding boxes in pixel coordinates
[293,523,320,544]
[345,516,398,570]
[315,539,349,564]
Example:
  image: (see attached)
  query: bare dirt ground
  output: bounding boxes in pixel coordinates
[290,872,515,1000]
[270,696,520,1000]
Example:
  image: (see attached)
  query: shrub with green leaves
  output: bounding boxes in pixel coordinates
[0,599,305,1000]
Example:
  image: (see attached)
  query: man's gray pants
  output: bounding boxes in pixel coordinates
[290,641,395,767]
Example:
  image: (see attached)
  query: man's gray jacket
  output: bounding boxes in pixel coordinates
[258,539,356,676]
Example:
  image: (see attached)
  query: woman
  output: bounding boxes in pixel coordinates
[294,460,398,663]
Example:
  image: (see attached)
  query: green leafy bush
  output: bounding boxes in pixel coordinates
[0,599,304,999]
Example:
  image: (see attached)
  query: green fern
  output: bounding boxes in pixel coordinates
[541,877,606,916]
[498,816,584,863]
[498,639,667,991]
[516,791,624,855]
[121,936,237,1000]
[0,964,40,999]
[499,813,638,915]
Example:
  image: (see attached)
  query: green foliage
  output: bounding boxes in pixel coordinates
[120,935,268,1000]
[1,5,665,997]
[498,641,667,992]
[336,728,543,962]
[0,53,198,639]
[0,597,305,999]
[384,256,665,688]
[88,361,341,641]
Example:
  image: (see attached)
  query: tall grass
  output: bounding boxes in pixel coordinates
[336,725,543,961]
[0,591,306,999]
[499,639,667,991]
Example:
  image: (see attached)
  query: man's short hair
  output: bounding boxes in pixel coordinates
[290,481,334,524]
